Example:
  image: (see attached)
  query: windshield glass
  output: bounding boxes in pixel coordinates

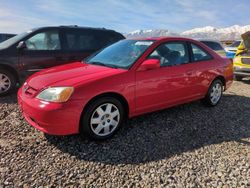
[230,41,241,47]
[0,32,29,49]
[86,40,155,69]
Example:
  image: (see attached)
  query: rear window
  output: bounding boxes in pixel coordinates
[200,41,223,51]
[96,31,124,47]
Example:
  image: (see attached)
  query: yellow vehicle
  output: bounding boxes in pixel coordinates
[233,31,250,81]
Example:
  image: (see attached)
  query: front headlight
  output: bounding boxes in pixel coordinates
[36,87,74,102]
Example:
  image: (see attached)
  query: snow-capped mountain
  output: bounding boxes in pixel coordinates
[125,29,179,38]
[181,25,250,40]
[126,25,250,40]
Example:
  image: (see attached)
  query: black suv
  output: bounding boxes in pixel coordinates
[0,26,125,95]
[0,33,16,43]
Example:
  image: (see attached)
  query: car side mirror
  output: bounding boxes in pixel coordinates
[137,59,160,71]
[17,41,27,50]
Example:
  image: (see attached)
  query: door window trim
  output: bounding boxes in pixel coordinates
[147,41,191,68]
[188,42,214,63]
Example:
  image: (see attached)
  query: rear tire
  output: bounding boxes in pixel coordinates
[234,75,243,81]
[80,97,125,140]
[0,69,17,96]
[202,79,223,107]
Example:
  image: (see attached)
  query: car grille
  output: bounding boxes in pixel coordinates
[241,58,250,65]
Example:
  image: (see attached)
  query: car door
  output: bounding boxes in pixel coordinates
[188,42,216,96]
[19,29,65,76]
[136,41,196,113]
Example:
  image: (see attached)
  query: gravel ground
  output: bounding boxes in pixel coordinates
[0,81,250,187]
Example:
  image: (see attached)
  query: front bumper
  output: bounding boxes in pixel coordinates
[234,66,250,77]
[18,87,84,135]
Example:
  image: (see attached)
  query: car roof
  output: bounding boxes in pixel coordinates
[30,25,121,33]
[0,33,16,35]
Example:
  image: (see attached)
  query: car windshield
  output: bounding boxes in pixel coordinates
[0,32,29,49]
[85,40,155,69]
[230,41,241,47]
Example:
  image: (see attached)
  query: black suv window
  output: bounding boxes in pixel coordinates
[191,43,213,61]
[65,29,123,51]
[148,42,189,67]
[25,30,61,50]
[95,31,124,48]
[65,30,96,51]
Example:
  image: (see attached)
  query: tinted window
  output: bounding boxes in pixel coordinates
[26,30,61,50]
[65,29,123,51]
[191,43,212,61]
[200,41,223,51]
[96,31,124,47]
[148,42,189,67]
[65,30,98,51]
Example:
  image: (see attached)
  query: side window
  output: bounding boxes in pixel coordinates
[191,43,213,61]
[148,42,189,67]
[26,30,61,50]
[95,31,123,48]
[65,30,98,51]
[66,34,77,50]
[94,31,111,48]
[79,34,97,50]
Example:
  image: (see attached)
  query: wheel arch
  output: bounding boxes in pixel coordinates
[79,92,130,127]
[0,64,19,83]
[214,75,226,90]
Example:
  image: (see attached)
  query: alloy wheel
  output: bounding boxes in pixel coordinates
[210,83,222,105]
[90,103,120,137]
[0,73,11,93]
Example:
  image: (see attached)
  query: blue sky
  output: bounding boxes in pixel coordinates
[0,0,250,33]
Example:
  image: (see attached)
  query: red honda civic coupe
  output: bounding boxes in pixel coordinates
[18,37,233,140]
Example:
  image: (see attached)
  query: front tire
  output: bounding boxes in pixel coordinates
[202,79,223,107]
[80,97,125,140]
[0,69,17,96]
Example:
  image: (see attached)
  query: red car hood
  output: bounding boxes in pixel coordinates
[26,62,126,90]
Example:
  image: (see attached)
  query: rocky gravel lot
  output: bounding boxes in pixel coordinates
[0,81,250,187]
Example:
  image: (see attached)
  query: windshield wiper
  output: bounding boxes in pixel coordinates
[88,61,119,69]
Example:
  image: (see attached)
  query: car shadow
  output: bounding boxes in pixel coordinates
[0,93,17,104]
[45,93,250,165]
